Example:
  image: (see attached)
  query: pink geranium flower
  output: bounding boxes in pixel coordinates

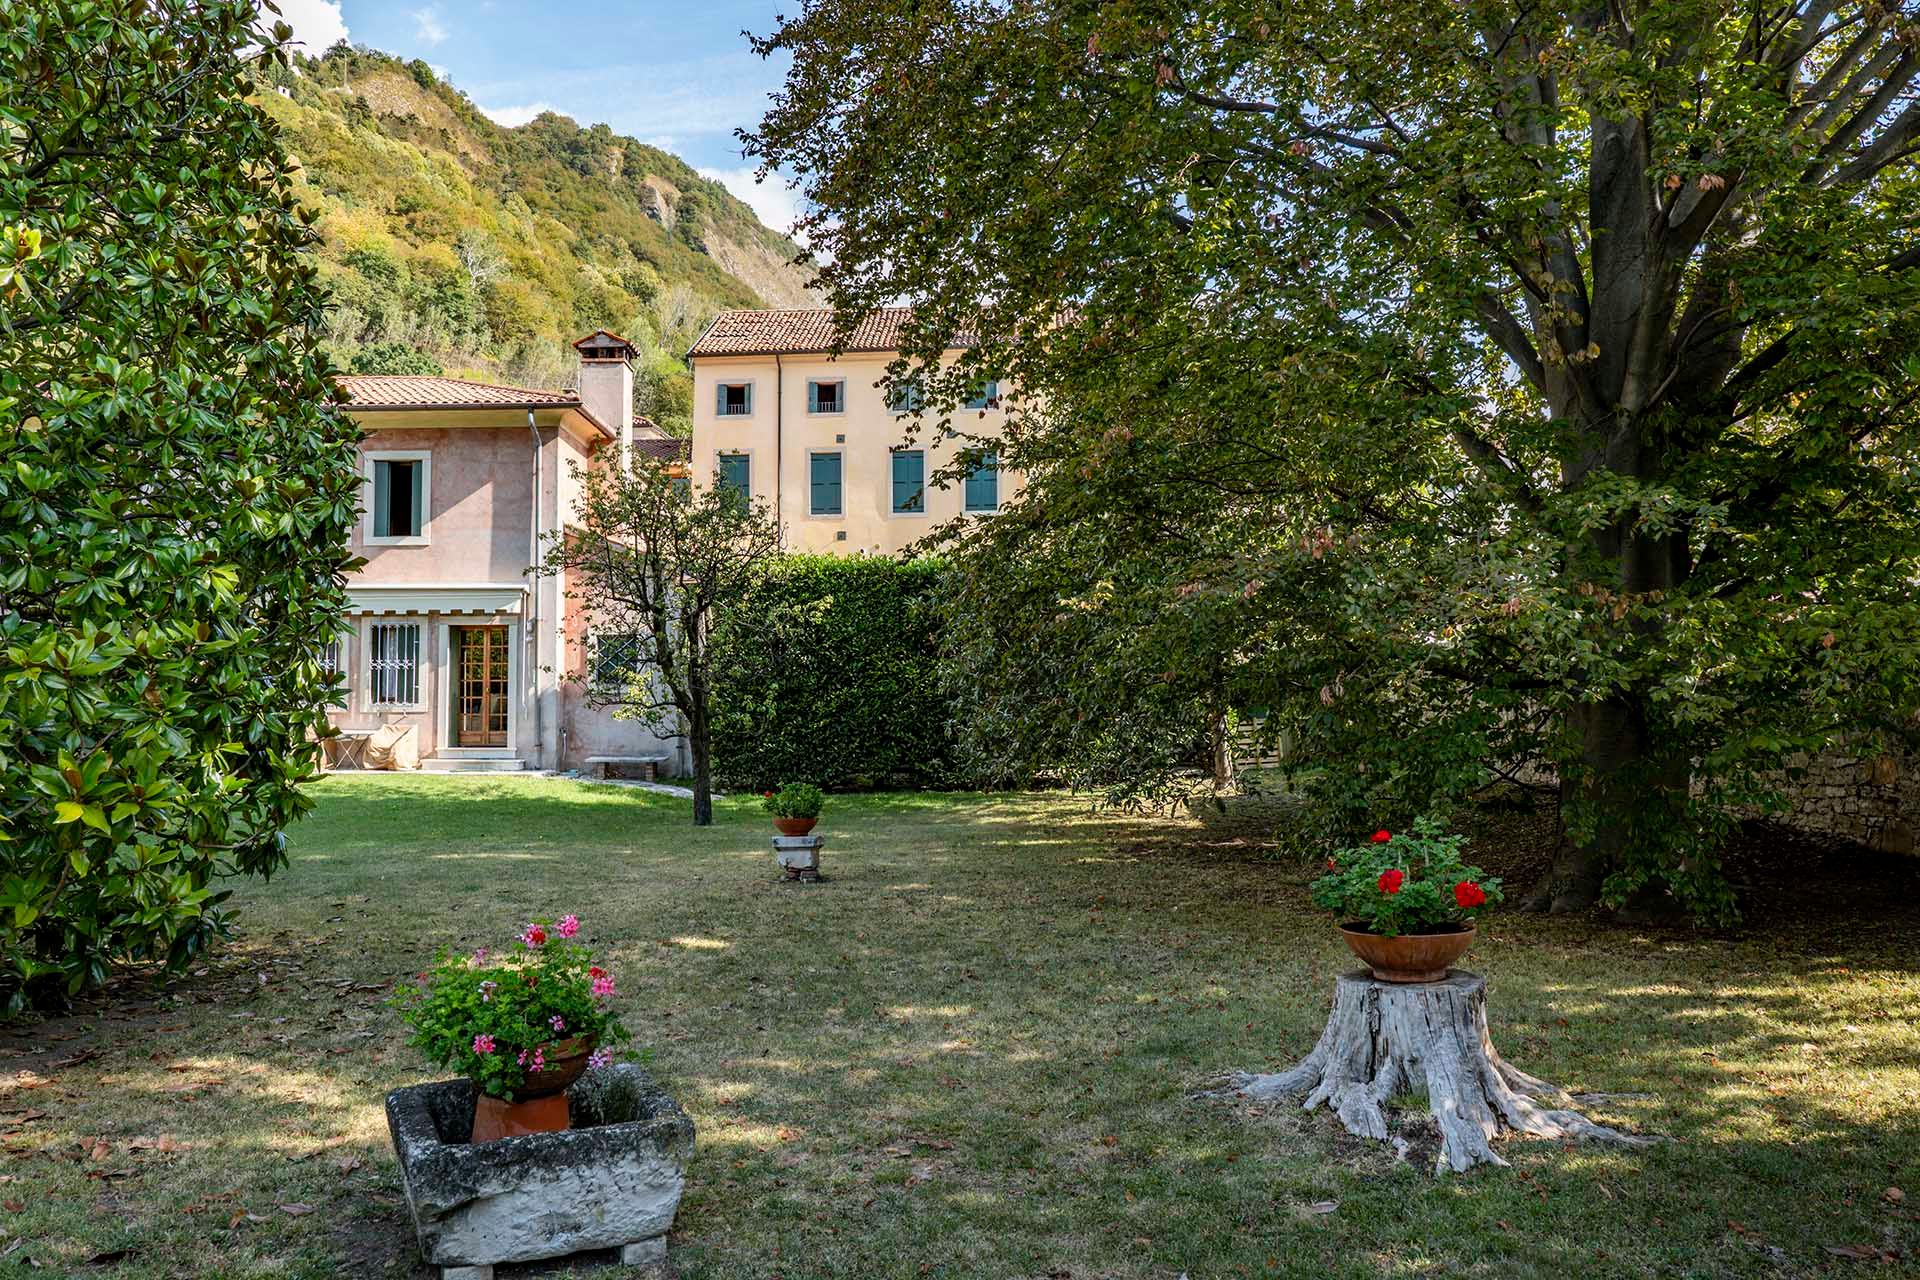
[472,1034,495,1054]
[592,975,616,999]
[550,1015,567,1032]
[557,914,580,939]
[587,1047,613,1070]
[521,923,547,947]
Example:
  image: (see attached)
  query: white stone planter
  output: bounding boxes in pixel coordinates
[386,1064,694,1279]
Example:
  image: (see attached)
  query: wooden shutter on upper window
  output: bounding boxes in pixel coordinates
[373,461,390,538]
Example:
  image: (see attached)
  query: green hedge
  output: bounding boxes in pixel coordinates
[711,556,961,790]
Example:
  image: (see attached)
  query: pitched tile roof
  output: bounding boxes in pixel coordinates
[335,374,644,442]
[633,436,691,462]
[336,375,581,410]
[688,307,949,358]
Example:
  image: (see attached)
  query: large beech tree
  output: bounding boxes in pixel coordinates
[749,0,1920,918]
[1,2,360,1006]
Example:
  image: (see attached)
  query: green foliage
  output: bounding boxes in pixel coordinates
[391,917,633,1101]
[711,556,962,791]
[253,43,809,427]
[1308,820,1502,937]
[348,341,443,376]
[762,782,825,820]
[0,0,360,1010]
[749,0,1920,921]
[541,455,784,824]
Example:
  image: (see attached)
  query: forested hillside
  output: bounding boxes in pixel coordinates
[254,46,813,434]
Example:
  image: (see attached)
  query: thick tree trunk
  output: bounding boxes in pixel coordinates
[1219,971,1656,1172]
[1526,517,1693,913]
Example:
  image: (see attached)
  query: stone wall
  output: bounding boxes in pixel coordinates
[1763,749,1917,854]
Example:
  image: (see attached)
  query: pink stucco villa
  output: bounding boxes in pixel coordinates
[328,331,689,774]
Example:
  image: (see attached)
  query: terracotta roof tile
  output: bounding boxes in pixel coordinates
[688,307,956,358]
[633,437,691,462]
[336,375,579,410]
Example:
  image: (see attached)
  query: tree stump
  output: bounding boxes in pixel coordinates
[1225,970,1657,1173]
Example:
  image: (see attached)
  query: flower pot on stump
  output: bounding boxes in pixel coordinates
[1338,922,1475,983]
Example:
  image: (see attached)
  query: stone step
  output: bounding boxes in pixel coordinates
[421,757,528,773]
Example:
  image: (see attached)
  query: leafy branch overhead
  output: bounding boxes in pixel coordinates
[749,0,1920,920]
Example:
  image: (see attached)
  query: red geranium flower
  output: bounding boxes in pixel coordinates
[1454,880,1486,908]
[589,965,607,979]
[1326,857,1337,870]
[1377,868,1404,894]
[1371,829,1391,843]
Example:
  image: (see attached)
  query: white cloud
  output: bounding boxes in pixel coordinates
[478,101,557,128]
[412,7,448,48]
[699,165,805,241]
[265,0,348,51]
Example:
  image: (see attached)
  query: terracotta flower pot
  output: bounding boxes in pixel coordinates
[470,1036,595,1143]
[773,816,817,837]
[1339,922,1475,984]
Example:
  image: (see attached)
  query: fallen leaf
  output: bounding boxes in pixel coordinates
[1887,1187,1906,1205]
[1824,1244,1890,1261]
[1306,1200,1339,1215]
[278,1202,315,1217]
[48,1049,100,1070]
[334,1156,363,1175]
[3,1200,22,1212]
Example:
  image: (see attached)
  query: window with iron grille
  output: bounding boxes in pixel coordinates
[320,639,342,676]
[592,632,646,688]
[368,622,420,706]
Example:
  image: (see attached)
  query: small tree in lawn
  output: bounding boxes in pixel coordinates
[543,460,782,825]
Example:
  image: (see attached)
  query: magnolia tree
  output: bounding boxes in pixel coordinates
[0,1,359,1007]
[748,0,1920,920]
[541,460,782,825]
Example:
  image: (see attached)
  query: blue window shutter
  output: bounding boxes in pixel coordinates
[719,454,749,494]
[892,450,924,512]
[373,461,390,537]
[966,454,998,511]
[811,453,842,514]
[741,383,751,414]
[409,460,424,535]
[715,382,726,415]
[807,382,819,414]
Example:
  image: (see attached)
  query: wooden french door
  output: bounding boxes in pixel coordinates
[454,626,510,747]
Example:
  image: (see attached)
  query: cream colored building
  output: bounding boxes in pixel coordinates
[687,308,1017,555]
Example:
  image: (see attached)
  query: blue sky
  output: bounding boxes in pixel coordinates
[270,0,802,235]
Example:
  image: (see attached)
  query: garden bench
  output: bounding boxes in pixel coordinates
[582,754,668,782]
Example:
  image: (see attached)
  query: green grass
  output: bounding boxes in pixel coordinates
[3,775,1916,1278]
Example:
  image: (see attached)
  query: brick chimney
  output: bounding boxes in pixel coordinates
[573,330,637,469]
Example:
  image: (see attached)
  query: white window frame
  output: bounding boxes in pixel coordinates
[806,449,845,519]
[714,380,756,419]
[362,449,432,547]
[806,378,846,416]
[362,618,426,712]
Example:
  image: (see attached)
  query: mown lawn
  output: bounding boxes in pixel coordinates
[2,774,1916,1278]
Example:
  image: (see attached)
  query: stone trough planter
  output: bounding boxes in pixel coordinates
[386,1064,695,1279]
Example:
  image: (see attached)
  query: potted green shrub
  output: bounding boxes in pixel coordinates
[763,782,825,836]
[392,914,634,1141]
[1310,819,1503,982]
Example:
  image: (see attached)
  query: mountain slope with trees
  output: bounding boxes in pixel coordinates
[255,44,813,433]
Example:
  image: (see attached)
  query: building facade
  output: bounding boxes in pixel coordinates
[329,332,690,773]
[687,308,1018,556]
